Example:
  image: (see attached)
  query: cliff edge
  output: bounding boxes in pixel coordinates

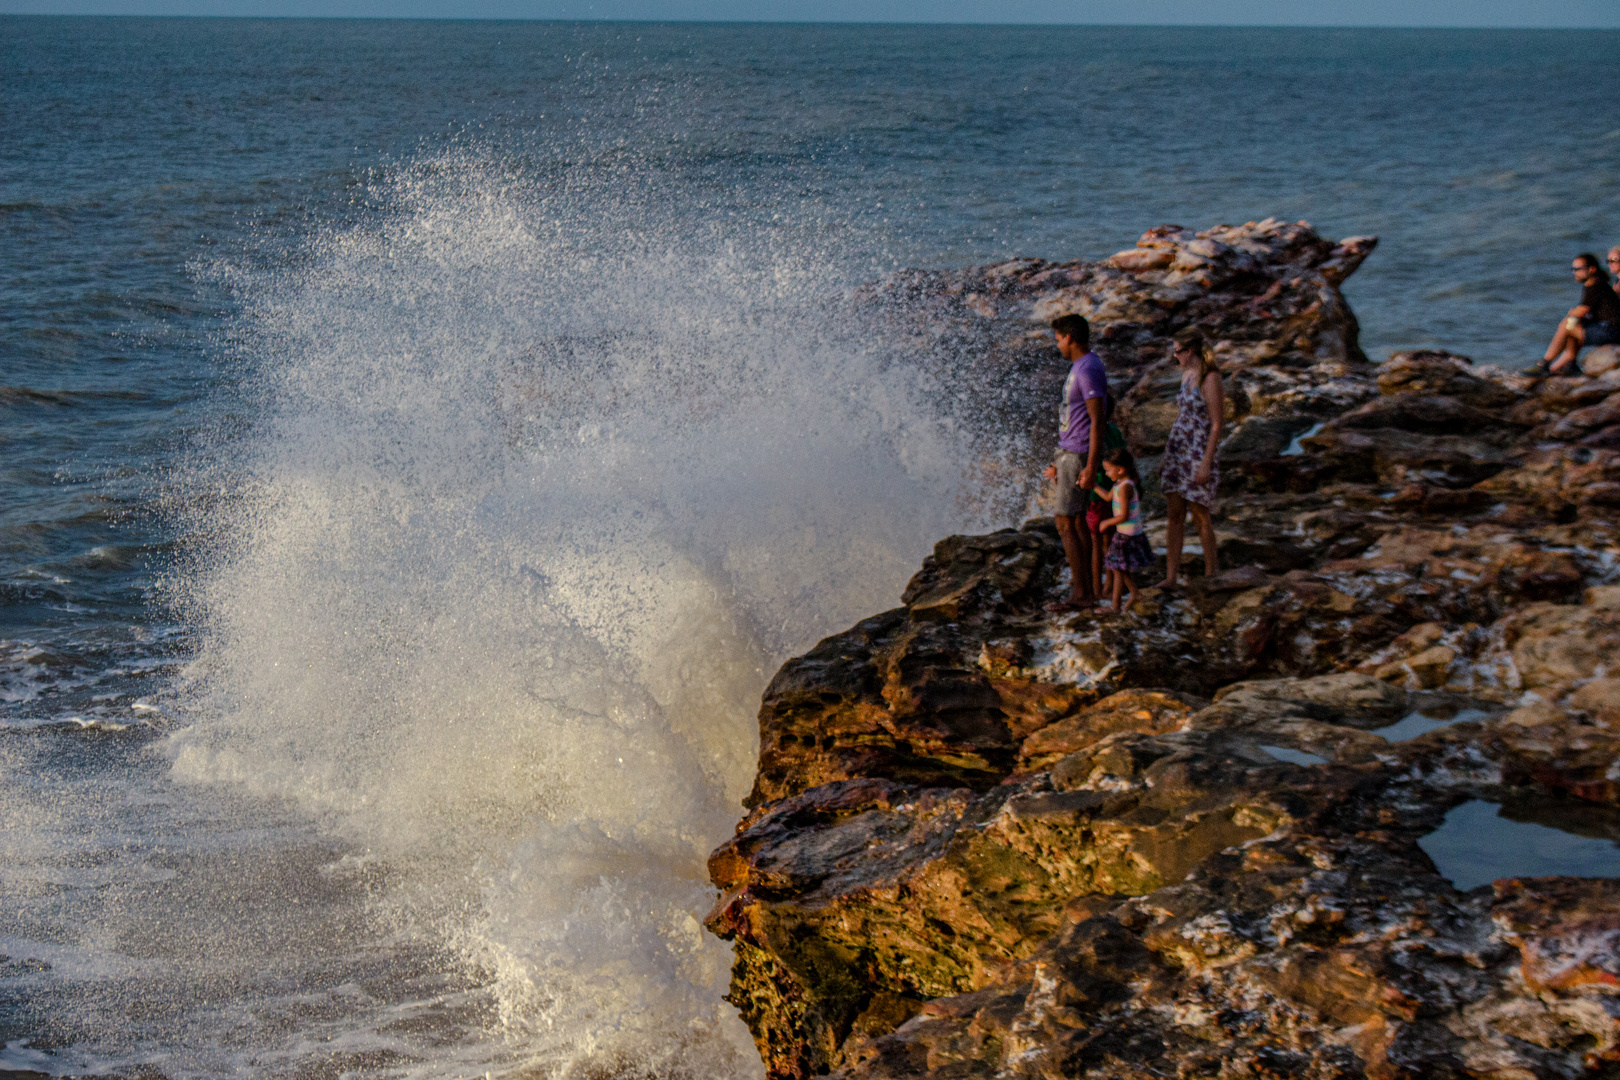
[708,221,1620,1080]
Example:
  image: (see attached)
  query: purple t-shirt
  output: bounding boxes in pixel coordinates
[1057,351,1108,454]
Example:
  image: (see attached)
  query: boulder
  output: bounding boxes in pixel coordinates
[1550,390,1620,439]
[1406,644,1459,688]
[1107,247,1173,272]
[1196,671,1408,730]
[1582,343,1620,376]
[1377,349,1517,409]
[1496,598,1620,695]
[1569,677,1620,724]
[1016,688,1204,770]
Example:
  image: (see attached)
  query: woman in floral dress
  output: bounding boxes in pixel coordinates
[1158,332,1224,588]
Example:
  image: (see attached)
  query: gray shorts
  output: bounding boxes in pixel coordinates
[1052,451,1093,516]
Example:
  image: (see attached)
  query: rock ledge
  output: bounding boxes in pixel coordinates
[710,222,1620,1080]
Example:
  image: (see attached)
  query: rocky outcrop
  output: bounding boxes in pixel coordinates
[856,219,1378,491]
[710,224,1620,1079]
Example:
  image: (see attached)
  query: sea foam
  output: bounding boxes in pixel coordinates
[170,147,1018,1076]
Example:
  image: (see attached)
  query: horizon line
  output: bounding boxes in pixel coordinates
[3,11,1619,26]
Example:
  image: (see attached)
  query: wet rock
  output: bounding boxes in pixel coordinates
[1210,670,1407,725]
[1570,678,1620,724]
[1490,592,1620,698]
[860,219,1377,479]
[1332,391,1517,437]
[1405,644,1459,689]
[1298,418,1510,489]
[1195,563,1274,593]
[710,731,1316,1078]
[1582,344,1620,377]
[1218,413,1317,462]
[1186,673,1409,765]
[1017,688,1205,770]
[824,749,1620,1080]
[1474,445,1620,520]
[1216,532,1317,573]
[712,226,1620,1080]
[1550,390,1620,440]
[1376,349,1517,410]
[1491,877,1620,990]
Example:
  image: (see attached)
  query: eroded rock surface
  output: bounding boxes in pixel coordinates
[855,219,1378,492]
[709,223,1620,1079]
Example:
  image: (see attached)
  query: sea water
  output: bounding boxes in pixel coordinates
[3,18,1618,1078]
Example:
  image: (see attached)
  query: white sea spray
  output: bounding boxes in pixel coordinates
[167,147,1019,1076]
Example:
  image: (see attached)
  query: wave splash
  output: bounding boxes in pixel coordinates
[172,148,1016,1076]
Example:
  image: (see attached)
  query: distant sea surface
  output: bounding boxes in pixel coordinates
[2,18,1617,1079]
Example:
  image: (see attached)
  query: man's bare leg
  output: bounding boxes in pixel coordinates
[1159,492,1186,588]
[1090,524,1106,599]
[1055,514,1095,604]
[1191,503,1218,577]
[1549,320,1585,374]
[1545,323,1571,364]
[1542,320,1581,375]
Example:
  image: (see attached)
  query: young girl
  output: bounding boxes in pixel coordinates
[1091,446,1154,613]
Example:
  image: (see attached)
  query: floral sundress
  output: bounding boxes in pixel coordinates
[1160,375,1219,512]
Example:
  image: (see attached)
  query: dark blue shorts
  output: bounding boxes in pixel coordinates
[1582,318,1620,347]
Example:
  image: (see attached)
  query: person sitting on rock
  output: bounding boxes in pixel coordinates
[1089,446,1153,614]
[1529,252,1620,376]
[1158,332,1224,588]
[1041,313,1108,612]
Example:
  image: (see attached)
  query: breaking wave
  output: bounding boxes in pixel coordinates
[168,146,1018,1076]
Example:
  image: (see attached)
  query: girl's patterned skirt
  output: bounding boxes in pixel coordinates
[1106,532,1154,572]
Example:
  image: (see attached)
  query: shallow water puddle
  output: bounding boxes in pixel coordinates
[1419,799,1620,890]
[1375,704,1494,742]
[1281,422,1326,456]
[1259,745,1328,766]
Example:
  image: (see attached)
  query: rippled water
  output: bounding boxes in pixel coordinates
[3,17,1619,1078]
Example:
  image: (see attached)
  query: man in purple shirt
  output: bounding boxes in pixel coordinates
[1041,314,1108,609]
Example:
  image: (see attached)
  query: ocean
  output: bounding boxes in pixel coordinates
[2,16,1617,1078]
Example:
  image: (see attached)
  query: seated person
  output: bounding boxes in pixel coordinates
[1531,252,1620,375]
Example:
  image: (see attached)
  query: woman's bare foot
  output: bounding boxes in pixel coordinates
[1157,577,1180,590]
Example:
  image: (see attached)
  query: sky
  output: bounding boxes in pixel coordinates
[1,0,1617,25]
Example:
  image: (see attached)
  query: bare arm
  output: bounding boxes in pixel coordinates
[1196,373,1223,483]
[1080,396,1105,489]
[1099,480,1133,530]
